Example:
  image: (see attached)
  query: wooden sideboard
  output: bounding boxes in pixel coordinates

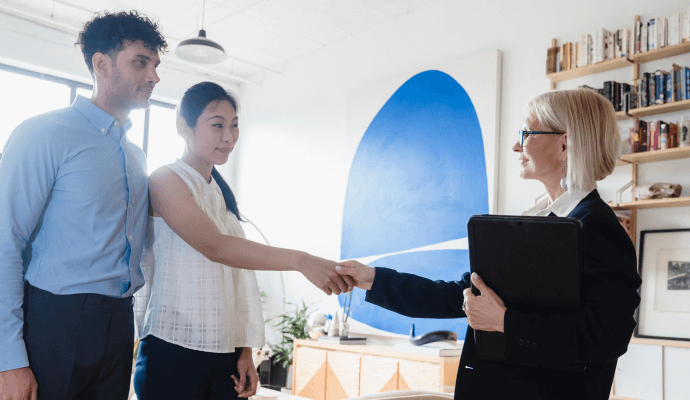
[290,339,460,400]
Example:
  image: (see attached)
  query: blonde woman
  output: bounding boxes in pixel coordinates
[336,89,641,400]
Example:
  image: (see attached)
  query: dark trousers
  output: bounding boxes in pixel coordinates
[134,335,241,400]
[23,283,135,400]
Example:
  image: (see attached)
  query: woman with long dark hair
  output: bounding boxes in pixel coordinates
[133,82,352,399]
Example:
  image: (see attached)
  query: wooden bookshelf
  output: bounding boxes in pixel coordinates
[628,98,690,118]
[619,146,690,163]
[629,41,690,63]
[546,57,632,83]
[608,197,690,210]
[630,336,690,348]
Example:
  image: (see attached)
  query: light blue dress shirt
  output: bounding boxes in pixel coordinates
[0,96,148,372]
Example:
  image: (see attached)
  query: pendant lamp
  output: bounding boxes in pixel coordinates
[175,0,228,64]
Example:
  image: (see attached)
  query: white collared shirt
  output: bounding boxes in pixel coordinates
[522,188,595,217]
[135,159,264,353]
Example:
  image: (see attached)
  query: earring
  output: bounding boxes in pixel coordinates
[560,160,568,191]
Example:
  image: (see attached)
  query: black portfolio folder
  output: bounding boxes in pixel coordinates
[467,215,584,371]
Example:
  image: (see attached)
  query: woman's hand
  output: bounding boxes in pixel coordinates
[335,260,376,290]
[463,273,507,333]
[298,253,356,295]
[231,347,259,398]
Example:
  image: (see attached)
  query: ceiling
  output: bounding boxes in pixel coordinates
[1,0,436,85]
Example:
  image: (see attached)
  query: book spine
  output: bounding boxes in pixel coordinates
[660,122,669,150]
[547,47,557,74]
[639,121,648,152]
[649,19,656,50]
[670,122,678,148]
[666,72,673,103]
[634,17,642,53]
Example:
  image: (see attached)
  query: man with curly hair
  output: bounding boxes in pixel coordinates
[0,11,167,400]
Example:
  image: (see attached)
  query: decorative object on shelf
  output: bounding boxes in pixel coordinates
[632,183,682,200]
[306,311,329,340]
[327,311,340,337]
[636,229,690,341]
[175,0,228,64]
[253,341,274,370]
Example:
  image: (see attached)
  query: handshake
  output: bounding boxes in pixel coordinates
[299,255,376,295]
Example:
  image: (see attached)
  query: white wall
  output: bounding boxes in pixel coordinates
[233,0,690,398]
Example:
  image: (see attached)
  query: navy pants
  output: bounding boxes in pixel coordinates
[23,283,135,400]
[134,335,241,400]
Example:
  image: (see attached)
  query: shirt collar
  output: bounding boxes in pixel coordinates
[522,187,595,217]
[71,95,133,139]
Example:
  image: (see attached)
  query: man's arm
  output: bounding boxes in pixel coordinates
[0,120,60,372]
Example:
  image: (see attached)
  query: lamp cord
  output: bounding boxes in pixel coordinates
[201,0,206,30]
[241,214,287,316]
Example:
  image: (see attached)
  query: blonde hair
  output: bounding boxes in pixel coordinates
[526,89,620,192]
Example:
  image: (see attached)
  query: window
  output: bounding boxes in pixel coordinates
[0,63,175,168]
[0,69,70,154]
[146,104,182,174]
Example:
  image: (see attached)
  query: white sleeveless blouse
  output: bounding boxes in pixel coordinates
[135,159,264,353]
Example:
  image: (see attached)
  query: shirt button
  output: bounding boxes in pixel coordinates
[128,235,133,241]
[101,128,105,132]
[533,342,539,350]
[525,341,531,349]
[518,339,524,346]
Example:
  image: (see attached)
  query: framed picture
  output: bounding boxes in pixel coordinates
[636,229,690,341]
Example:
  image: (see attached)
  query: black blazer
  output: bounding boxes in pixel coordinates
[365,190,641,400]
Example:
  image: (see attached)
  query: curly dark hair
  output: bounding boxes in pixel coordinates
[76,10,168,74]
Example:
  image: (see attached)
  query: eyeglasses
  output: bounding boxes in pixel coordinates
[518,130,564,147]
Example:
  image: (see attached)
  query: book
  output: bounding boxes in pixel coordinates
[648,120,657,151]
[634,16,643,53]
[621,29,631,58]
[639,120,648,152]
[614,30,622,59]
[655,70,667,104]
[630,126,641,153]
[658,17,668,48]
[665,71,673,103]
[660,122,669,150]
[571,42,577,70]
[642,18,649,51]
[669,122,679,148]
[672,64,683,101]
[317,335,367,345]
[577,34,591,67]
[670,13,681,46]
[621,83,631,112]
[641,73,650,108]
[648,19,657,50]
[606,31,615,60]
[685,9,690,42]
[547,45,559,74]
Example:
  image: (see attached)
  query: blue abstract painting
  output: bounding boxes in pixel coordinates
[339,70,489,338]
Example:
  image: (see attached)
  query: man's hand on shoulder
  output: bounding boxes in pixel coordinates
[0,367,38,400]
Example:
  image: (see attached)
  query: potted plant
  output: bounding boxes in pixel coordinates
[271,301,310,391]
